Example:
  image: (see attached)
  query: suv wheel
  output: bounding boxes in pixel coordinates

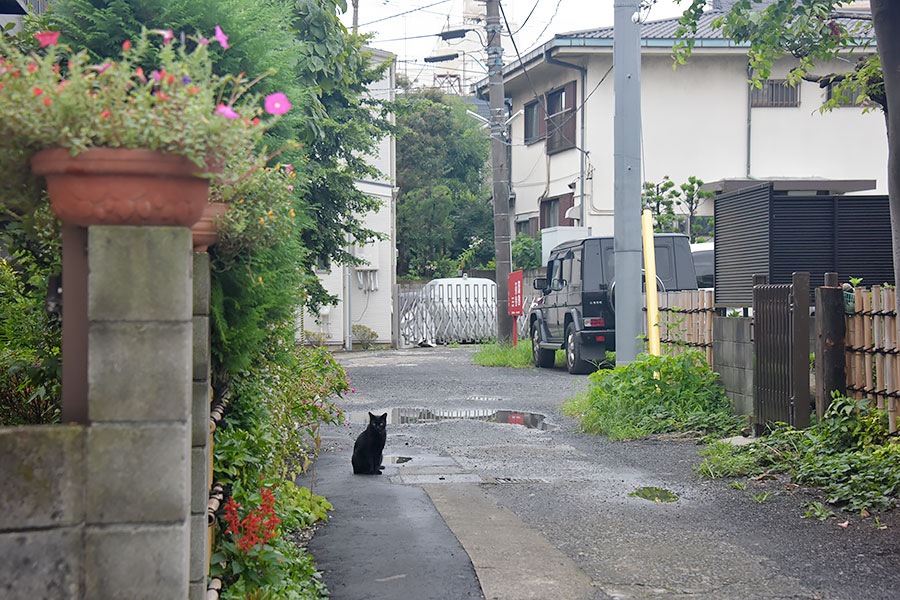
[566,322,593,374]
[532,322,555,368]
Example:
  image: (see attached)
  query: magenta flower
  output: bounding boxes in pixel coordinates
[214,26,229,49]
[215,104,240,119]
[35,31,60,48]
[199,37,210,45]
[264,92,291,115]
[153,29,174,45]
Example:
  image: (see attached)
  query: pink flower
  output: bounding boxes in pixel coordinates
[199,37,210,45]
[122,40,132,51]
[216,104,239,119]
[153,29,174,45]
[35,31,60,48]
[93,63,113,74]
[214,26,229,49]
[264,92,291,115]
[283,163,293,172]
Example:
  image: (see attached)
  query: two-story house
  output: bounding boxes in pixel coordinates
[480,4,886,246]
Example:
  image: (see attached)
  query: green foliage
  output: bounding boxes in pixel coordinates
[563,351,744,440]
[473,341,534,369]
[0,253,61,425]
[679,176,714,242]
[642,176,684,233]
[512,232,542,270]
[351,324,378,349]
[697,395,900,513]
[674,1,885,112]
[396,88,492,277]
[210,478,330,600]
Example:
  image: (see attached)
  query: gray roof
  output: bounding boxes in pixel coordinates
[561,6,870,42]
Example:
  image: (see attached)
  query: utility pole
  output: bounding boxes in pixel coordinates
[485,0,513,343]
[352,0,359,33]
[613,0,642,364]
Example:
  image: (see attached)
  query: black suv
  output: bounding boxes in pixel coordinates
[529,233,698,374]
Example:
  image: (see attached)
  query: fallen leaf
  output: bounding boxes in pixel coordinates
[837,520,849,528]
[860,509,870,518]
[752,473,776,481]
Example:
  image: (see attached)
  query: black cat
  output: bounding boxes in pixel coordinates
[352,412,387,475]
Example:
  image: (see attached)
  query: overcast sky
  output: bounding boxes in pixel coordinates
[340,0,687,85]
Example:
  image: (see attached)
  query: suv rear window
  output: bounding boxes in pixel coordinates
[583,239,604,289]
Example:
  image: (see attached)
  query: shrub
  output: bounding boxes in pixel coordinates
[563,350,744,440]
[351,324,378,349]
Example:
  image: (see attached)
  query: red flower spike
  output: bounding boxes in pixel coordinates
[167,74,174,85]
[100,110,110,119]
[122,40,132,51]
[27,63,37,73]
[34,31,60,48]
[42,97,51,107]
[32,87,43,96]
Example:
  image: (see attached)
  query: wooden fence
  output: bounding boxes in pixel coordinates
[647,290,715,365]
[845,285,899,433]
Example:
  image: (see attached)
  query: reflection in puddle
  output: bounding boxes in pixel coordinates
[389,456,413,464]
[629,487,679,503]
[349,408,555,430]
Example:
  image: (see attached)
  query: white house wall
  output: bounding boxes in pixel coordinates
[507,48,889,240]
[301,48,397,348]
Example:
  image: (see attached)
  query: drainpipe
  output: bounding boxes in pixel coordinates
[746,61,753,178]
[544,50,587,224]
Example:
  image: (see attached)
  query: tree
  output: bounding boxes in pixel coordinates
[679,176,715,242]
[642,176,684,233]
[395,88,492,277]
[675,0,900,294]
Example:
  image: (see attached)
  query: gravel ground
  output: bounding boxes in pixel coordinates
[321,346,900,600]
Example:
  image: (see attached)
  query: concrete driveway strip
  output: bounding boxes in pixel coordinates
[300,438,484,600]
[425,483,596,600]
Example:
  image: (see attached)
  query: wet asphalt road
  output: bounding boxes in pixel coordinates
[309,346,900,600]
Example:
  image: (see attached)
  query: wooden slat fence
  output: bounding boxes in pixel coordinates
[845,285,899,433]
[645,290,715,365]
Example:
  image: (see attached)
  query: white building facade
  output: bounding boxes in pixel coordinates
[303,47,398,348]
[487,9,887,242]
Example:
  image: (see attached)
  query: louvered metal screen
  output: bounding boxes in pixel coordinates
[715,183,770,307]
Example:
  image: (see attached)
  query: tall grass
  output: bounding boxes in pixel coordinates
[473,341,565,368]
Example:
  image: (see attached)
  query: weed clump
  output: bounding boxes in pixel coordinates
[697,395,900,513]
[563,350,744,440]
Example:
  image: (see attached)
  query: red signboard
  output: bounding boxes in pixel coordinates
[508,270,524,316]
[508,413,524,426]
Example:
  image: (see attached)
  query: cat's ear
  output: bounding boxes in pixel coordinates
[379,412,387,421]
[368,412,376,421]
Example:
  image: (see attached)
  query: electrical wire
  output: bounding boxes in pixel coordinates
[359,0,453,27]
[524,0,564,50]
[503,0,540,36]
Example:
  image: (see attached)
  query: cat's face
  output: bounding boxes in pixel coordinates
[368,412,387,431]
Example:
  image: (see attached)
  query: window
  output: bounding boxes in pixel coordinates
[545,81,576,154]
[540,193,574,229]
[524,100,543,144]
[750,79,800,107]
[826,82,871,108]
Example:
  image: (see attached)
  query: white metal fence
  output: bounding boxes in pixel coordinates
[399,278,497,346]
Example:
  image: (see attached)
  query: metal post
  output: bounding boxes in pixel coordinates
[613,0,642,364]
[485,0,513,343]
[815,272,846,421]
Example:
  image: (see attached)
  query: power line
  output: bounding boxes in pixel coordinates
[503,0,540,36]
[525,0,564,49]
[359,0,452,27]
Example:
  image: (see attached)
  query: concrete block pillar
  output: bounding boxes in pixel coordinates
[85,226,192,599]
[190,251,212,599]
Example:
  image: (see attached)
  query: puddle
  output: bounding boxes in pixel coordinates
[349,408,555,430]
[388,456,413,464]
[629,487,679,503]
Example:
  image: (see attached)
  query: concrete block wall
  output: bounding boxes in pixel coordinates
[713,315,754,417]
[0,226,195,599]
[190,251,212,599]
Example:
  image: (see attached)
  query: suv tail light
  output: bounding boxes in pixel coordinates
[584,317,605,328]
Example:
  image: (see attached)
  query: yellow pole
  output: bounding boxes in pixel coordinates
[641,209,661,356]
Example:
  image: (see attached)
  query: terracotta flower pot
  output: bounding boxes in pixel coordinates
[191,202,230,251]
[30,148,215,227]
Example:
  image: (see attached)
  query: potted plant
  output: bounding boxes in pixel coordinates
[0,27,292,227]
